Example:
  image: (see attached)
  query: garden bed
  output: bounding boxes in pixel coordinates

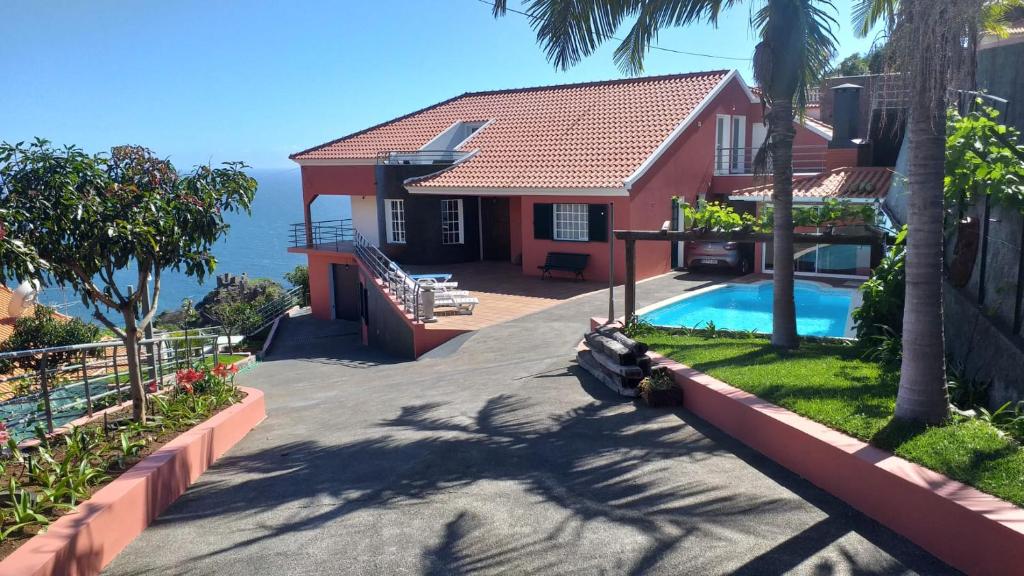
[0,364,264,575]
[638,328,1024,574]
[642,331,1024,506]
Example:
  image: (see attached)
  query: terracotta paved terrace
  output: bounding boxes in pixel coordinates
[405,261,608,332]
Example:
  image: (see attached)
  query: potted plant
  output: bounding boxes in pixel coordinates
[638,368,682,408]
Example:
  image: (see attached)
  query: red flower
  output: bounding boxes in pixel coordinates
[147,380,158,393]
[179,381,194,394]
[213,364,228,379]
[213,363,239,379]
[175,368,204,386]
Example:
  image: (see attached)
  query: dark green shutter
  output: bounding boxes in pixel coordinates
[588,204,608,242]
[533,203,553,239]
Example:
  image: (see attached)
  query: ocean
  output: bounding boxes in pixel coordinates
[38,168,351,323]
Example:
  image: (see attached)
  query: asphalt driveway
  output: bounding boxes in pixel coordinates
[103,272,955,575]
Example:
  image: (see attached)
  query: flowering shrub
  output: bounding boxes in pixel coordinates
[0,361,243,547]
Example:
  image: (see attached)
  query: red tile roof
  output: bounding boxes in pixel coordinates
[0,286,15,343]
[292,71,732,190]
[728,167,893,201]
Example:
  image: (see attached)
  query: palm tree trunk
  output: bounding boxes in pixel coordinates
[770,98,799,349]
[895,103,949,424]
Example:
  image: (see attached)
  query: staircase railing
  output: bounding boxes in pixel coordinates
[353,232,423,322]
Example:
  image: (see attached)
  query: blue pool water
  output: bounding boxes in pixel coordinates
[640,281,856,338]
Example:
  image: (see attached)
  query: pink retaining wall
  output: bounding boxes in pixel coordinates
[651,353,1024,576]
[0,387,267,576]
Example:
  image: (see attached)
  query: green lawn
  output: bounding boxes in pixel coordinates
[644,331,1024,507]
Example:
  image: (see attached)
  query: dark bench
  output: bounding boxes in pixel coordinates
[538,252,589,281]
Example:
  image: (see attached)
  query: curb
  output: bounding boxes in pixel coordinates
[649,350,1024,576]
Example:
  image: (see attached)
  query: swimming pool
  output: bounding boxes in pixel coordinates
[638,280,858,338]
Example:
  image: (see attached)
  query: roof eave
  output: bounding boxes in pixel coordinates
[405,185,629,197]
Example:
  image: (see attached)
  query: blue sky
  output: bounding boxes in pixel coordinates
[1,0,878,170]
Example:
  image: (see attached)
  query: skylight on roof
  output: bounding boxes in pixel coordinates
[420,121,488,151]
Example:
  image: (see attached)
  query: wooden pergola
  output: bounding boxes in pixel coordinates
[613,229,887,325]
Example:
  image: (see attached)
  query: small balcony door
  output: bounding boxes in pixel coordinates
[715,115,731,174]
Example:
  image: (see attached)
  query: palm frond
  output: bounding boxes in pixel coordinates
[851,0,897,38]
[612,0,737,74]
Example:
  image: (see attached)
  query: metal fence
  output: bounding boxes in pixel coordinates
[289,219,354,249]
[0,333,223,440]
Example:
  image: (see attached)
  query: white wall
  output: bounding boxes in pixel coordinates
[351,195,379,246]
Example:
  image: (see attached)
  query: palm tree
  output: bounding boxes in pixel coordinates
[853,0,985,423]
[491,0,837,349]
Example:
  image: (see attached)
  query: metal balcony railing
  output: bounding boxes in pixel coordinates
[375,150,469,165]
[714,145,827,175]
[289,219,354,250]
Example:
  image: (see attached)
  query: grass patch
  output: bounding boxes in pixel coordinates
[645,331,1024,507]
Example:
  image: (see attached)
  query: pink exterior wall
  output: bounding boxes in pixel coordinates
[518,195,632,283]
[628,78,756,278]
[300,165,376,200]
[303,250,359,320]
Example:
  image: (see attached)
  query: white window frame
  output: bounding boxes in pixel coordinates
[731,115,747,173]
[715,114,732,175]
[385,199,406,244]
[553,203,589,242]
[440,199,464,245]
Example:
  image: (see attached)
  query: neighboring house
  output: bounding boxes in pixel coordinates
[0,286,20,344]
[0,285,68,345]
[290,69,832,324]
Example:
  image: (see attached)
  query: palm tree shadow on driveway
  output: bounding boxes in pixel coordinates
[115,377,956,575]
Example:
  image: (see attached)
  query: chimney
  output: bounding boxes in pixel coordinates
[829,83,862,147]
[826,83,866,169]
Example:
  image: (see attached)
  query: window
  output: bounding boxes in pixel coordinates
[731,116,746,173]
[554,203,589,241]
[385,199,406,244]
[441,199,464,245]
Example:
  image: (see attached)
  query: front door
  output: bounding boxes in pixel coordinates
[480,197,511,261]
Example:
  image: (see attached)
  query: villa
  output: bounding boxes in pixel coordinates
[289,69,899,357]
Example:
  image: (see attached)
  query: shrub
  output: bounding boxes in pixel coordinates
[0,306,100,374]
[637,368,675,393]
[852,226,906,342]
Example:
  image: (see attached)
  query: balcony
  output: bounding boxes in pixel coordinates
[376,150,471,165]
[714,145,826,176]
[288,219,355,252]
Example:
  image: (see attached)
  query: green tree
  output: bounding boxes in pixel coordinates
[284,265,310,307]
[0,140,256,422]
[0,306,100,374]
[835,52,870,76]
[0,207,44,284]
[207,300,262,353]
[492,0,837,349]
